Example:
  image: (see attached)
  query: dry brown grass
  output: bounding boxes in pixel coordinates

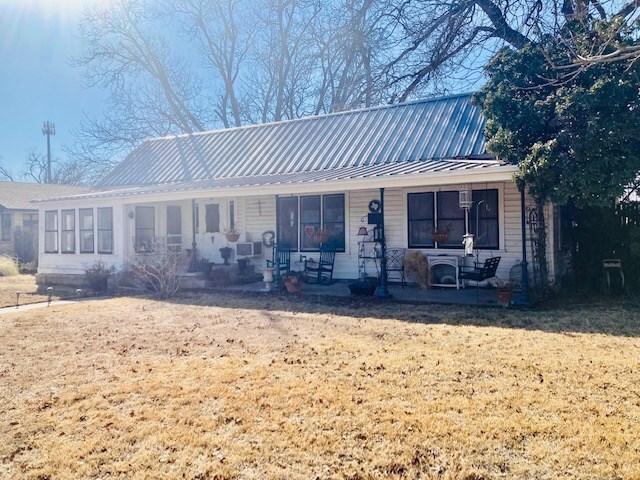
[1,292,639,479]
[0,275,79,308]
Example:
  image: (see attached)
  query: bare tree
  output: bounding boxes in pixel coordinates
[0,158,15,182]
[24,151,87,185]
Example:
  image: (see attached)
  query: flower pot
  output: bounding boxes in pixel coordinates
[225,233,241,243]
[219,248,233,265]
[348,280,377,296]
[284,279,302,293]
[496,288,512,306]
[313,232,329,244]
[432,233,450,244]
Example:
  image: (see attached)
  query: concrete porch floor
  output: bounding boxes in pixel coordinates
[219,280,501,306]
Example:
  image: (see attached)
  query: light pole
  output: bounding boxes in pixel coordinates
[42,121,55,184]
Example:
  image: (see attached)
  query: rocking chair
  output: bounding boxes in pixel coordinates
[304,248,336,284]
[266,242,291,277]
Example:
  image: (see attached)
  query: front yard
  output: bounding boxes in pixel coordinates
[0,275,79,308]
[1,292,638,479]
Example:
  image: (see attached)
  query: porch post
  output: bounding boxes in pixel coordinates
[376,187,392,299]
[189,199,198,272]
[516,186,532,307]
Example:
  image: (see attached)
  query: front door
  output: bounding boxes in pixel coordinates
[135,206,155,252]
[166,205,182,252]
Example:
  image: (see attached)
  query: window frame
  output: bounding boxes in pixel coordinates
[407,189,500,251]
[44,210,58,253]
[277,194,346,253]
[0,213,11,241]
[407,192,435,249]
[97,207,114,254]
[60,209,75,254]
[435,191,465,250]
[22,213,38,233]
[469,189,500,250]
[79,208,95,254]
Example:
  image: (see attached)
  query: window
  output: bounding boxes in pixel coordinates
[470,189,499,249]
[44,210,58,253]
[300,196,321,250]
[322,194,345,251]
[61,210,75,253]
[135,206,154,252]
[277,196,298,250]
[166,205,182,252]
[407,193,435,248]
[23,213,38,232]
[205,204,220,233]
[98,207,113,254]
[408,189,500,250]
[79,208,94,253]
[1,214,11,241]
[436,191,465,248]
[278,194,346,252]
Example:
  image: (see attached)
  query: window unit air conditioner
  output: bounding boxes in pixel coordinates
[236,242,262,257]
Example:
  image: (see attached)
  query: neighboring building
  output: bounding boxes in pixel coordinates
[34,93,562,286]
[0,182,91,258]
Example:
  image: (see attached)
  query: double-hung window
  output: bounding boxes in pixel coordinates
[135,206,154,252]
[408,189,499,250]
[470,189,499,249]
[1,214,11,241]
[277,194,345,252]
[44,211,58,253]
[79,208,94,253]
[98,207,113,254]
[61,210,75,253]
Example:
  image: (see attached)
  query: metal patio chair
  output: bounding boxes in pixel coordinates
[386,248,407,287]
[459,256,501,286]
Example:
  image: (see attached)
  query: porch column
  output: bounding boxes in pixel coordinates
[516,186,532,307]
[188,199,198,272]
[376,187,392,299]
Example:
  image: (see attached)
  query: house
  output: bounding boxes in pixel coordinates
[0,182,91,260]
[34,93,562,288]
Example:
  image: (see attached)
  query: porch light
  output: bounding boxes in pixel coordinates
[357,226,368,236]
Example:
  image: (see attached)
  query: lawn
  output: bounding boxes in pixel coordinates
[0,275,79,308]
[0,292,639,479]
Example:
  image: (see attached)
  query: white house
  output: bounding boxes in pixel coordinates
[34,93,562,288]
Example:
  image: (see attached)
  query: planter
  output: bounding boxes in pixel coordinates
[225,233,241,243]
[284,279,303,293]
[313,232,329,244]
[496,288,513,307]
[432,233,450,244]
[348,279,377,296]
[219,247,233,265]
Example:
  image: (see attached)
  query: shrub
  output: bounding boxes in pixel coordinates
[0,255,20,277]
[20,261,38,274]
[130,239,187,299]
[404,251,430,290]
[84,260,116,293]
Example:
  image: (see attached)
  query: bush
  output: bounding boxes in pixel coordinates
[130,240,187,299]
[404,251,430,290]
[84,260,116,293]
[0,255,20,277]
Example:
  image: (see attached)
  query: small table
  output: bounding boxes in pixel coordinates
[427,254,463,289]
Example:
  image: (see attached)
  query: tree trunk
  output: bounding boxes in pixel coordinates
[535,199,549,290]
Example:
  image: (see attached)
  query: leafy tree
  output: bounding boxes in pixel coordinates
[474,24,640,286]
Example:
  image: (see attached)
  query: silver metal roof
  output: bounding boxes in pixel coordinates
[37,159,507,202]
[99,93,491,188]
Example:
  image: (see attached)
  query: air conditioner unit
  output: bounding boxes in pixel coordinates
[236,242,262,257]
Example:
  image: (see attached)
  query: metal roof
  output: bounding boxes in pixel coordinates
[99,93,491,188]
[36,159,509,202]
[0,182,92,211]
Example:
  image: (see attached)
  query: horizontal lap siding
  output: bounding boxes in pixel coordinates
[241,181,548,281]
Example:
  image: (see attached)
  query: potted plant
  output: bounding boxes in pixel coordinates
[313,229,329,245]
[281,271,305,293]
[431,223,452,244]
[348,275,378,296]
[219,246,233,265]
[222,225,242,243]
[493,278,515,307]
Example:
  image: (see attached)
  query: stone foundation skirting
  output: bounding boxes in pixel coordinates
[36,273,86,287]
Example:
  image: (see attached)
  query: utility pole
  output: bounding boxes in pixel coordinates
[42,121,55,184]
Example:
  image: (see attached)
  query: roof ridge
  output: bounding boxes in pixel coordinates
[140,92,475,144]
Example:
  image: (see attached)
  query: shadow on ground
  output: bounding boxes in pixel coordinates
[159,289,640,338]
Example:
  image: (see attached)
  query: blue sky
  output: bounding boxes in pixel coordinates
[0,0,107,173]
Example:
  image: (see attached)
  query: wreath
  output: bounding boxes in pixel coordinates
[262,230,275,247]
